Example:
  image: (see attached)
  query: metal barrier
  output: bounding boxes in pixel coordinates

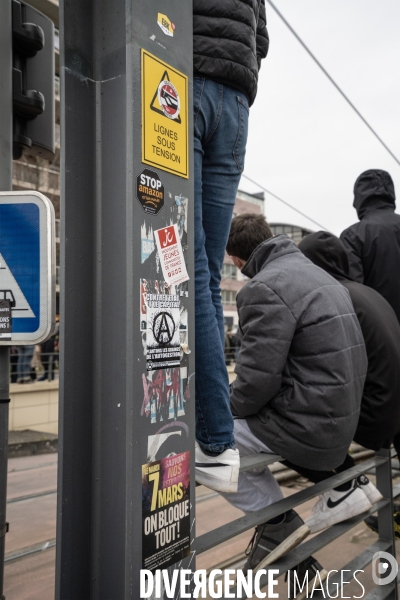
[196,449,398,600]
[10,351,59,383]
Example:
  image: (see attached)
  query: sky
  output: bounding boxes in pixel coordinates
[241,0,400,235]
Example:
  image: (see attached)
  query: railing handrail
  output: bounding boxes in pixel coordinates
[195,448,398,600]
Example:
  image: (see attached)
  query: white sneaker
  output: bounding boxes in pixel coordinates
[305,480,372,533]
[195,441,239,493]
[357,474,383,504]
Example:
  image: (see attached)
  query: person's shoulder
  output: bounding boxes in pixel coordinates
[340,221,361,240]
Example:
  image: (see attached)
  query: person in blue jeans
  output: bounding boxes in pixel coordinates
[17,344,35,383]
[193,0,269,492]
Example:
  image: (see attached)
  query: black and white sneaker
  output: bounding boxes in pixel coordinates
[357,474,383,504]
[243,510,308,571]
[195,441,239,493]
[305,479,372,533]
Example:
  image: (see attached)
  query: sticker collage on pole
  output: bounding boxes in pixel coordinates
[138,25,193,576]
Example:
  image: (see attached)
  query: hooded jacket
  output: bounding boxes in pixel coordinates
[193,0,269,106]
[299,231,400,450]
[340,169,400,323]
[230,235,367,471]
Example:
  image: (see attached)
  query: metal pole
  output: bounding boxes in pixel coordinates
[376,448,398,600]
[0,349,9,600]
[57,1,194,597]
[0,1,13,598]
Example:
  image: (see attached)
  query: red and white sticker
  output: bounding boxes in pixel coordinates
[154,224,189,286]
[157,80,180,120]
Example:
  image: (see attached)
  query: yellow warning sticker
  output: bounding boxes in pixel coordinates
[141,50,188,179]
[157,13,175,37]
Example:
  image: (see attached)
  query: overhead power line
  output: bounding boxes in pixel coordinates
[266,0,400,168]
[241,173,332,232]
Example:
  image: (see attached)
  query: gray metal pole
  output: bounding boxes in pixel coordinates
[0,1,13,598]
[376,448,398,600]
[57,1,194,598]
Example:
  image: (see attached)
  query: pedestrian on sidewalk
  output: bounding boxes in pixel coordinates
[17,344,35,383]
[193,1,269,493]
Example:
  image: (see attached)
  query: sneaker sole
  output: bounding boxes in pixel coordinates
[306,495,372,534]
[195,469,238,493]
[362,487,383,505]
[253,524,310,574]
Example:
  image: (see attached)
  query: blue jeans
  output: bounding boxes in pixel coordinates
[194,78,249,452]
[17,345,35,380]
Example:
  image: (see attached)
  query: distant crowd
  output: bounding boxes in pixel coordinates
[10,318,59,384]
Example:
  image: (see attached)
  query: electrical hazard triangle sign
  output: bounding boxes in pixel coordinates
[0,253,35,318]
[150,70,182,124]
[142,50,188,178]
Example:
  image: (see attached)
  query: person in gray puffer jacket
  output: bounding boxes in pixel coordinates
[228,215,367,471]
[220,214,368,573]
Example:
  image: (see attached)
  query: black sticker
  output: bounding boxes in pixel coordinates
[136,168,165,215]
[0,299,12,341]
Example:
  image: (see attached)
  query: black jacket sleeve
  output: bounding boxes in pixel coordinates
[340,227,364,283]
[256,0,269,68]
[230,280,296,417]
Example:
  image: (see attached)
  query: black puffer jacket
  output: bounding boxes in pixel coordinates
[230,235,367,471]
[340,169,400,323]
[299,231,400,451]
[193,0,269,106]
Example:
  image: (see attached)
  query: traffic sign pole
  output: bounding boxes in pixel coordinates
[0,1,13,597]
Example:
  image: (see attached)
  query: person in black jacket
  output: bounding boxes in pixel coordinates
[193,1,269,493]
[299,231,400,537]
[340,169,400,323]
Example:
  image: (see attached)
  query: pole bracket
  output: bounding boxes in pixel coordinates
[0,523,9,538]
[0,399,10,404]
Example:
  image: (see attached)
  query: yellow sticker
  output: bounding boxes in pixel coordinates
[142,50,188,179]
[157,13,174,37]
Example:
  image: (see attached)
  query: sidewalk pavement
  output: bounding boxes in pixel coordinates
[8,430,58,458]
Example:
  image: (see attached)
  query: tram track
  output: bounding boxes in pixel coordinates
[8,460,57,474]
[7,489,57,505]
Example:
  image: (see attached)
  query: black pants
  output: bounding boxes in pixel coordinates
[281,453,356,484]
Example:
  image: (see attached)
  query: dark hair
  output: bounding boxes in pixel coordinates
[227,213,273,261]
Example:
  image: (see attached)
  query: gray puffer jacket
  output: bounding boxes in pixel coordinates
[231,235,367,471]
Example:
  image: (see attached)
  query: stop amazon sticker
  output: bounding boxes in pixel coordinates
[154,224,189,286]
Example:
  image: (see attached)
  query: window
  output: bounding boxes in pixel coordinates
[221,290,237,305]
[221,263,237,279]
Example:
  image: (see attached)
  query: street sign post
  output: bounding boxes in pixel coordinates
[0,191,56,346]
[0,191,55,597]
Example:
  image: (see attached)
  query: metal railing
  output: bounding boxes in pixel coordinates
[10,351,59,383]
[196,449,398,599]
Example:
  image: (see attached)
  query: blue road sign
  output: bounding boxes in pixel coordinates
[0,192,55,345]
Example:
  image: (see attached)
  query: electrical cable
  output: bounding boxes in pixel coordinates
[241,173,332,232]
[266,0,400,168]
